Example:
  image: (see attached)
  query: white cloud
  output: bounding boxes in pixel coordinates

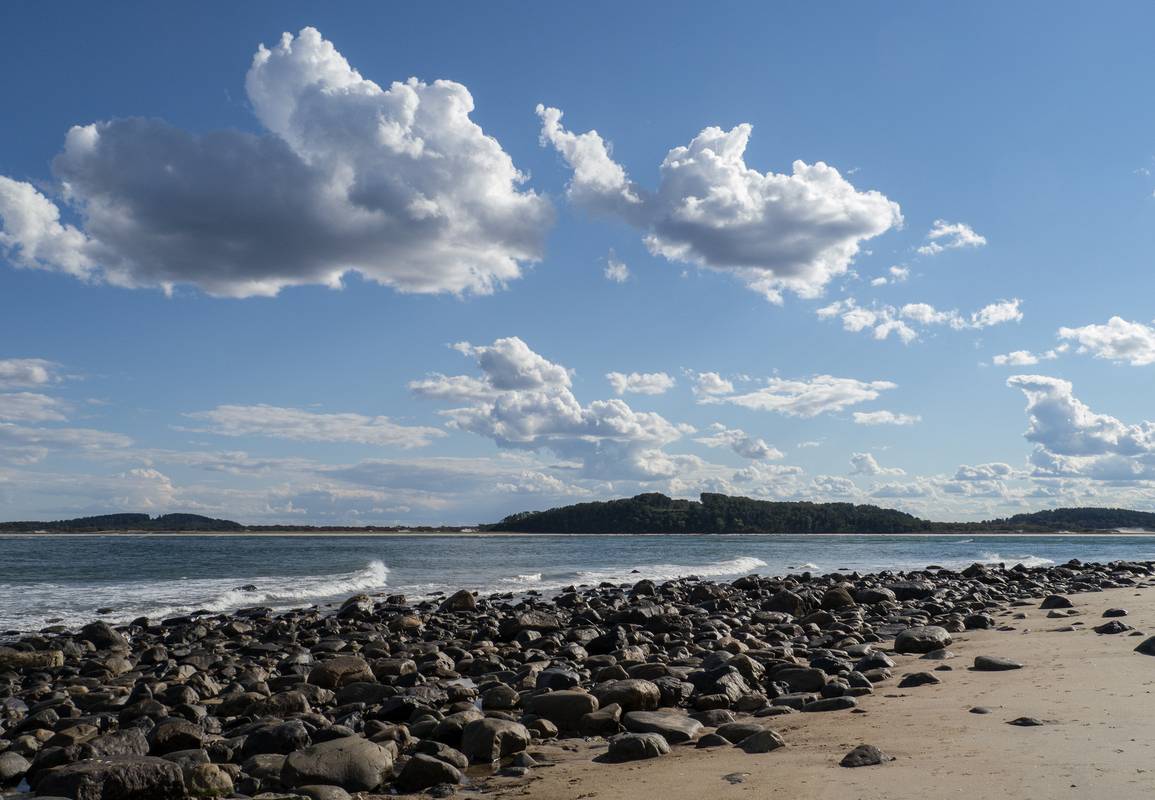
[953,462,1015,481]
[606,371,675,396]
[701,374,896,418]
[991,345,1066,366]
[852,410,921,426]
[184,404,445,448]
[970,299,1023,328]
[537,105,902,303]
[0,422,132,464]
[691,371,735,397]
[869,265,910,287]
[916,219,987,256]
[695,424,783,460]
[1008,374,1155,481]
[0,358,60,389]
[604,252,630,283]
[0,28,553,298]
[819,297,1020,343]
[817,299,917,343]
[0,393,71,422]
[412,336,687,480]
[850,452,905,476]
[1058,317,1155,366]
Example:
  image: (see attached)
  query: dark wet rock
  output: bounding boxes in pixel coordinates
[714,722,764,743]
[593,679,660,712]
[459,718,530,763]
[735,729,786,753]
[774,666,827,693]
[1007,717,1045,727]
[185,763,233,798]
[605,732,669,762]
[897,672,941,688]
[696,732,732,748]
[439,589,477,613]
[969,707,992,714]
[1103,608,1128,617]
[0,751,30,785]
[973,656,1023,671]
[36,755,187,800]
[308,656,374,689]
[281,737,393,791]
[1134,636,1155,655]
[840,744,893,767]
[395,754,466,792]
[622,711,702,743]
[527,690,598,731]
[1094,620,1133,634]
[894,626,952,654]
[297,787,354,800]
[1040,595,1073,609]
[804,696,858,712]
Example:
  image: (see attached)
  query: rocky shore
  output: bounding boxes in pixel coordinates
[3,558,1155,800]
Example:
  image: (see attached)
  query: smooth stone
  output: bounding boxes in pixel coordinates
[735,729,786,754]
[1007,717,1045,726]
[840,744,893,767]
[894,626,952,654]
[803,696,858,712]
[1040,595,1073,609]
[622,711,702,743]
[605,732,669,762]
[897,672,941,688]
[281,737,393,792]
[973,656,1023,671]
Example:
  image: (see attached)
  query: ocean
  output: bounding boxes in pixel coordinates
[3,532,1155,632]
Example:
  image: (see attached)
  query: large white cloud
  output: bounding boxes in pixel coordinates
[849,452,904,476]
[0,358,61,389]
[1008,374,1155,481]
[0,28,552,298]
[183,404,445,449]
[699,374,896,418]
[411,336,688,480]
[537,105,902,302]
[695,424,783,460]
[1058,317,1155,366]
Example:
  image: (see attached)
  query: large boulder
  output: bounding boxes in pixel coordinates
[894,626,952,654]
[36,756,187,800]
[79,621,129,649]
[148,718,205,755]
[526,690,598,731]
[606,732,669,762]
[0,751,30,785]
[394,753,465,792]
[621,711,702,744]
[774,667,827,693]
[498,611,561,640]
[281,737,393,792]
[184,763,233,798]
[459,719,530,763]
[439,589,477,613]
[593,679,660,712]
[308,656,374,689]
[0,647,64,671]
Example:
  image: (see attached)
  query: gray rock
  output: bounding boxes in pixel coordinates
[714,722,764,743]
[804,696,858,711]
[1134,636,1155,655]
[1007,717,1045,726]
[840,744,892,767]
[281,736,393,792]
[622,710,702,743]
[895,626,952,654]
[735,729,786,753]
[973,656,1023,671]
[395,753,465,792]
[1040,595,1073,609]
[527,690,598,731]
[897,672,941,688]
[0,751,30,785]
[593,679,661,712]
[36,755,187,800]
[459,718,530,762]
[606,732,670,761]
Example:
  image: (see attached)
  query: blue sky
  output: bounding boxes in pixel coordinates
[2,2,1154,524]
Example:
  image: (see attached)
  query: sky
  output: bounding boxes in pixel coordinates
[2,2,1155,525]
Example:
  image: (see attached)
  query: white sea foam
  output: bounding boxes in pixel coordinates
[573,556,768,586]
[977,551,1055,569]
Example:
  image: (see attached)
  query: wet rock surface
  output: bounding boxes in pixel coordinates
[0,557,1150,797]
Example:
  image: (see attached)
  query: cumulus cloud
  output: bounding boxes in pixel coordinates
[695,424,783,460]
[852,410,921,426]
[916,219,987,256]
[819,298,1021,342]
[537,105,902,303]
[604,252,630,283]
[849,452,905,476]
[183,404,445,448]
[1058,317,1155,366]
[700,374,896,418]
[0,422,132,464]
[870,265,910,287]
[970,299,1024,328]
[411,336,687,480]
[691,371,735,397]
[953,462,1015,481]
[0,358,61,389]
[606,371,675,396]
[0,28,552,298]
[991,345,1066,366]
[1008,374,1155,481]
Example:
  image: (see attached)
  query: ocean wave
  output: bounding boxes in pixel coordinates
[977,551,1055,569]
[573,556,768,586]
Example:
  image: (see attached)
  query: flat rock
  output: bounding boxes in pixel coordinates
[281,737,393,792]
[622,710,702,743]
[973,656,1023,671]
[897,672,941,688]
[840,744,893,767]
[894,626,952,654]
[1007,716,1045,726]
[36,755,187,800]
[735,729,786,754]
[605,732,669,762]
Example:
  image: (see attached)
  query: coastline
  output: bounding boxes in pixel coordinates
[2,558,1154,798]
[3,529,1155,537]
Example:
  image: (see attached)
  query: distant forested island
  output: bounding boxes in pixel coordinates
[3,496,1154,534]
[483,493,1155,534]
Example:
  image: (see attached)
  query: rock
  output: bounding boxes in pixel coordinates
[1103,608,1128,617]
[1040,595,1073,609]
[714,722,763,743]
[0,647,64,671]
[185,763,233,798]
[149,718,205,755]
[1134,636,1155,655]
[735,729,786,753]
[606,732,669,762]
[439,589,477,612]
[774,666,827,692]
[895,626,952,654]
[803,696,858,712]
[1007,717,1045,726]
[622,711,702,743]
[297,787,354,800]
[820,587,856,610]
[394,754,465,792]
[593,679,660,712]
[36,756,187,800]
[308,656,374,689]
[970,706,992,714]
[973,656,1023,671]
[1094,620,1133,634]
[0,751,30,785]
[695,733,730,748]
[897,672,941,688]
[459,718,530,763]
[527,690,598,731]
[281,737,393,792]
[840,744,892,767]
[80,620,129,649]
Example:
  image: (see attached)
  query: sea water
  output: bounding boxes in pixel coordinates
[2,532,1154,631]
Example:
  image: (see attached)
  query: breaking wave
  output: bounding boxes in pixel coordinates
[977,551,1055,569]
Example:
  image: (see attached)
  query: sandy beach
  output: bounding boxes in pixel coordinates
[495,583,1155,800]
